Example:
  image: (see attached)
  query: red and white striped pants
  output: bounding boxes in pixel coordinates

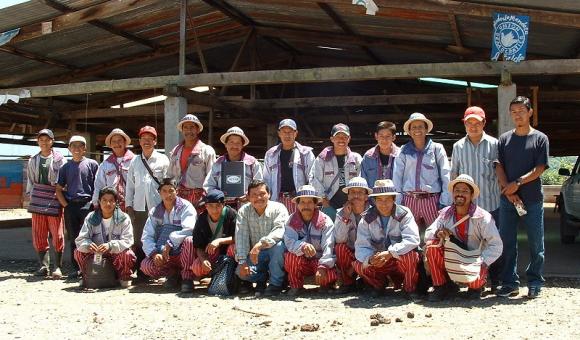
[402,193,440,228]
[178,187,206,214]
[140,250,194,280]
[74,249,136,281]
[353,251,420,292]
[425,240,488,289]
[284,252,338,289]
[32,213,64,252]
[180,236,236,278]
[334,243,356,286]
[278,194,297,215]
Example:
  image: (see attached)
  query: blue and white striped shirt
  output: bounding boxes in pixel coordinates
[451,132,500,212]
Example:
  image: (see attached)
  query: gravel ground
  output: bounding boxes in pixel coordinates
[0,259,578,340]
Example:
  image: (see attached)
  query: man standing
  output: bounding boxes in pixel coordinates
[26,128,67,278]
[55,135,99,278]
[75,187,136,288]
[126,125,169,278]
[425,175,503,301]
[140,179,197,290]
[354,179,421,300]
[393,112,451,230]
[169,114,216,210]
[284,185,337,296]
[312,123,362,221]
[92,128,134,211]
[334,177,372,294]
[451,106,503,291]
[361,121,400,186]
[495,96,549,299]
[235,180,288,297]
[263,119,315,214]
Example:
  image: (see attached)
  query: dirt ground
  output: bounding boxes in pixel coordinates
[0,259,578,340]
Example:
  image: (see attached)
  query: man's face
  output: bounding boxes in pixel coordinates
[374,195,395,216]
[278,127,297,146]
[464,118,485,140]
[109,134,126,156]
[181,122,200,141]
[509,103,532,128]
[159,185,177,205]
[347,187,368,208]
[225,135,244,158]
[68,142,86,158]
[409,121,427,141]
[453,182,473,207]
[99,193,117,216]
[330,132,350,149]
[248,184,270,211]
[206,202,224,222]
[139,132,157,152]
[37,135,53,152]
[297,197,317,222]
[375,129,395,150]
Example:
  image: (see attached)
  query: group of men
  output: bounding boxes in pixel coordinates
[26,95,549,300]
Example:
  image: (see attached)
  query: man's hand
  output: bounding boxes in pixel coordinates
[315,268,327,285]
[342,201,352,217]
[369,251,392,267]
[249,242,262,264]
[502,181,519,196]
[322,198,330,208]
[96,243,110,253]
[162,244,171,262]
[153,253,165,267]
[201,260,212,273]
[238,195,248,204]
[436,228,452,240]
[506,193,523,205]
[89,243,99,253]
[238,263,251,278]
[206,239,221,256]
[302,243,317,258]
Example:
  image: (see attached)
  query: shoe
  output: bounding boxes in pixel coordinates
[496,285,519,298]
[336,284,356,295]
[405,291,423,302]
[318,286,335,295]
[263,284,283,297]
[465,288,482,300]
[254,281,267,297]
[370,287,384,298]
[428,286,449,302]
[238,281,253,294]
[34,266,49,277]
[51,267,63,279]
[163,275,180,289]
[446,281,460,294]
[67,271,81,280]
[52,252,63,279]
[120,280,132,288]
[180,280,194,293]
[287,287,303,297]
[490,281,500,294]
[34,251,50,276]
[527,286,541,299]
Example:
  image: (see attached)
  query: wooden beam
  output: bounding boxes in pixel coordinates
[0,45,79,70]
[61,104,210,120]
[3,59,580,97]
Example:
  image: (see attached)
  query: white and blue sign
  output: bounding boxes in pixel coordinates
[491,12,530,63]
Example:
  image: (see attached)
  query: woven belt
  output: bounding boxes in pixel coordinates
[405,192,438,199]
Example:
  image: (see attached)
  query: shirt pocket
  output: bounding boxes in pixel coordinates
[480,157,495,178]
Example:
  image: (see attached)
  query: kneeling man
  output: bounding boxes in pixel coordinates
[354,179,421,299]
[284,185,337,296]
[425,174,503,301]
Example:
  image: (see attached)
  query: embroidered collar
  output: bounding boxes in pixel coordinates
[401,138,433,157]
[365,144,400,159]
[363,204,407,223]
[288,209,326,231]
[153,196,186,220]
[216,152,256,166]
[88,207,126,226]
[319,146,356,163]
[106,149,135,164]
[441,203,483,220]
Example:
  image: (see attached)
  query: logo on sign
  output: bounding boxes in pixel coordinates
[491,13,530,63]
[226,175,241,184]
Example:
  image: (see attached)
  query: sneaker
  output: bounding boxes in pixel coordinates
[163,275,180,289]
[465,288,482,300]
[527,286,541,299]
[287,287,303,297]
[120,280,132,288]
[496,285,519,298]
[317,286,335,295]
[336,284,356,295]
[180,280,194,293]
[51,267,63,279]
[34,266,49,277]
[263,284,284,297]
[254,281,267,297]
[405,291,423,302]
[428,286,448,302]
[67,271,81,280]
[490,281,501,294]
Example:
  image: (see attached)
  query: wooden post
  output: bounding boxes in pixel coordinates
[497,70,516,136]
[531,86,539,127]
[179,0,187,76]
[164,96,187,154]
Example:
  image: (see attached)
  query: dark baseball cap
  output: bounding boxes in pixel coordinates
[331,123,350,137]
[37,129,54,139]
[203,190,225,204]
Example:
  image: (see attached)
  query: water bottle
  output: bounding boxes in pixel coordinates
[514,202,527,216]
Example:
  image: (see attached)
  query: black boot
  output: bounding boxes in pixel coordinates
[52,252,63,279]
[34,251,50,276]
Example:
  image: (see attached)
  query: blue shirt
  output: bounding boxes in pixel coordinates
[57,157,99,201]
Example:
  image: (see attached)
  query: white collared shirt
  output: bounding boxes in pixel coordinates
[125,150,169,212]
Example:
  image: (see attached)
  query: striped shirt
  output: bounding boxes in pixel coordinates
[451,132,500,212]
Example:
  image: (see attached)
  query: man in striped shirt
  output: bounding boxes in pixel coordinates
[450,106,502,291]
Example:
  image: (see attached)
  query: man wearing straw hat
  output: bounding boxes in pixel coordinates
[334,176,372,294]
[354,179,421,299]
[203,126,262,206]
[283,184,337,296]
[263,118,315,214]
[425,174,503,301]
[92,128,134,211]
[169,114,216,211]
[393,112,451,229]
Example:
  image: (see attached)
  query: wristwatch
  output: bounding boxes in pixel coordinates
[515,178,523,186]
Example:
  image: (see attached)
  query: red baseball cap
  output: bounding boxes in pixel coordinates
[463,106,486,122]
[139,125,157,138]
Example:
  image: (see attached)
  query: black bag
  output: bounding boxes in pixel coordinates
[83,255,118,289]
[207,255,239,296]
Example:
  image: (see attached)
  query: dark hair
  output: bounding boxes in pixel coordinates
[247,179,270,195]
[295,197,319,205]
[510,96,532,110]
[376,121,397,135]
[158,178,177,191]
[98,186,119,201]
